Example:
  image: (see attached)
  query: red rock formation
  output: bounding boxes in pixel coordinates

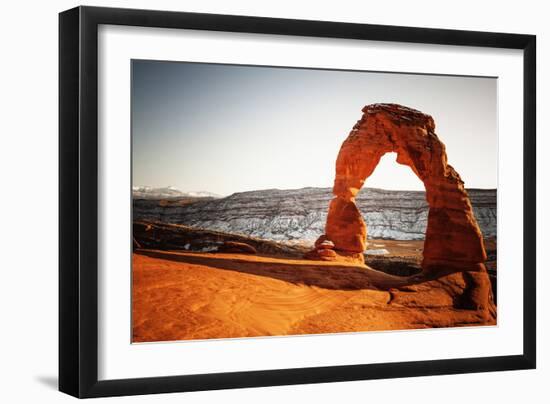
[307,103,494,311]
[325,197,367,253]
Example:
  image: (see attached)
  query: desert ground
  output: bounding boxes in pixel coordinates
[132,238,496,343]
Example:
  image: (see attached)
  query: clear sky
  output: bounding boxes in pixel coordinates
[132,60,497,196]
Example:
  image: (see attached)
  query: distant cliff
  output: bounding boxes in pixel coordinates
[133,187,496,243]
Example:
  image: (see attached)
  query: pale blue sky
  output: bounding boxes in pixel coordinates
[132,60,497,196]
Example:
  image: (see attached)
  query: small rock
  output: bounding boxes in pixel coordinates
[317,240,335,250]
[317,249,337,258]
[314,235,331,248]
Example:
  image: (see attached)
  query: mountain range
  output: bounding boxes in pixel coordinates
[133,186,496,243]
[132,186,221,199]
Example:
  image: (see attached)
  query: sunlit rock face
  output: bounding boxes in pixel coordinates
[308,103,494,311]
[322,103,487,268]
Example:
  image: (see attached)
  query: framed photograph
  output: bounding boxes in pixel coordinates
[59,6,536,398]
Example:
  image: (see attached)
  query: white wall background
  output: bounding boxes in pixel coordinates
[0,0,546,402]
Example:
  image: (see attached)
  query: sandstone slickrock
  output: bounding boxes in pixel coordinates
[325,197,367,252]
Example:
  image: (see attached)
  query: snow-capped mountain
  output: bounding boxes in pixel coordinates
[132,186,222,199]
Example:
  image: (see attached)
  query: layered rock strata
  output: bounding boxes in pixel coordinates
[133,187,496,242]
[308,103,493,311]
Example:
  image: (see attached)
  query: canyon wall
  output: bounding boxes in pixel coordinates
[133,187,496,244]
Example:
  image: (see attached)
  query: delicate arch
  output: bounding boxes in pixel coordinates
[318,103,487,273]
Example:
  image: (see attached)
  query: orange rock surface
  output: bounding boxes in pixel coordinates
[132,250,495,342]
[310,103,494,311]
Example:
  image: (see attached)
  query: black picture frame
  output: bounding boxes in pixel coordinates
[59,5,536,398]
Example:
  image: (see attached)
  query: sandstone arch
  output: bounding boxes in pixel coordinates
[305,103,495,311]
[316,103,488,275]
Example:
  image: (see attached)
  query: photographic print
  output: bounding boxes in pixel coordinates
[131,60,497,343]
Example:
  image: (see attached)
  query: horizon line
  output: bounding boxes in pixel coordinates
[132,184,498,199]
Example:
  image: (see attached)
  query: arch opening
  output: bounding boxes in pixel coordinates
[356,152,427,277]
[308,104,488,274]
[363,151,425,192]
